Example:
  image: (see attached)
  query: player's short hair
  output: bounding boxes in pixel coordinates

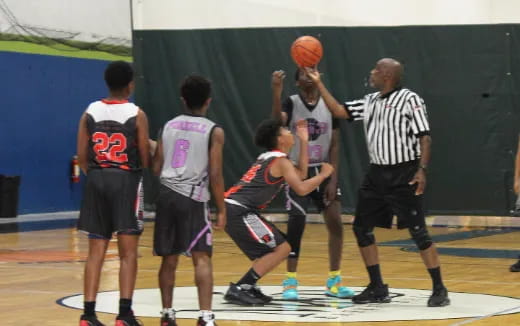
[180,75,211,110]
[254,119,284,150]
[104,61,134,91]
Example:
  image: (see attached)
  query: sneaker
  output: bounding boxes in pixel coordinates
[325,275,355,298]
[80,315,105,326]
[428,287,450,307]
[224,283,265,305]
[115,312,143,326]
[510,259,520,272]
[352,284,391,304]
[282,277,299,300]
[196,315,217,326]
[160,312,177,326]
[250,285,273,303]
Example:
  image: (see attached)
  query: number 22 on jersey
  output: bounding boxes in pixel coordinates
[92,132,128,163]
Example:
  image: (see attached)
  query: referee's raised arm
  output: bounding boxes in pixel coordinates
[304,67,350,120]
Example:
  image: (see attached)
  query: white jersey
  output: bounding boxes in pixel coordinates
[160,114,216,202]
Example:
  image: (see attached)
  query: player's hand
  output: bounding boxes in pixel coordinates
[148,139,157,156]
[303,67,321,84]
[295,119,309,142]
[271,70,286,93]
[213,211,226,230]
[324,179,338,204]
[409,169,427,195]
[515,177,520,195]
[319,162,334,178]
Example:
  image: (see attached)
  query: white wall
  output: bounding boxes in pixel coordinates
[0,0,131,44]
[132,0,520,30]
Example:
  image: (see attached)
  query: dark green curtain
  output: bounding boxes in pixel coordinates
[134,24,520,215]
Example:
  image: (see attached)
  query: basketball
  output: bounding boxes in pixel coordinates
[290,36,323,67]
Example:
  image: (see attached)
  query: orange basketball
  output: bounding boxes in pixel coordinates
[290,36,323,67]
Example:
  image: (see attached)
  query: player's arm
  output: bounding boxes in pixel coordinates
[151,138,164,176]
[271,70,288,124]
[272,158,334,196]
[136,109,150,169]
[325,128,340,202]
[294,119,309,179]
[209,127,226,229]
[304,67,350,120]
[76,112,89,175]
[515,135,520,195]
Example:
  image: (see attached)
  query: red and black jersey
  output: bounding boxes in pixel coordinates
[225,151,286,210]
[85,99,140,171]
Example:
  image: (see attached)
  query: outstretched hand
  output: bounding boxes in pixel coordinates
[303,66,321,84]
[272,70,286,92]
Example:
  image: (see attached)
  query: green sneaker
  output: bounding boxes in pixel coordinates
[325,275,355,298]
[282,277,299,300]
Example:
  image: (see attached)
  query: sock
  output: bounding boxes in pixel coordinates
[329,270,341,278]
[119,298,132,317]
[162,308,175,319]
[84,301,96,316]
[367,264,384,287]
[237,268,261,287]
[200,310,214,322]
[286,272,297,279]
[427,267,444,289]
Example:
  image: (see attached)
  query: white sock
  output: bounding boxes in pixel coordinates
[200,310,214,322]
[161,308,175,319]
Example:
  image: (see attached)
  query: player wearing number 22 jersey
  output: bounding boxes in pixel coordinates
[77,61,150,326]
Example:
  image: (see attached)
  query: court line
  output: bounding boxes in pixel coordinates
[448,305,520,325]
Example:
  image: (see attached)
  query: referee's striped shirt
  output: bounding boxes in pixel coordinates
[345,87,430,165]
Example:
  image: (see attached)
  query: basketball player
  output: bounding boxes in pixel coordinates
[152,75,226,326]
[223,119,334,305]
[271,69,354,300]
[77,61,149,326]
[511,134,520,272]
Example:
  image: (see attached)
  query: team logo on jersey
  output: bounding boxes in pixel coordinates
[59,286,520,323]
[305,118,328,141]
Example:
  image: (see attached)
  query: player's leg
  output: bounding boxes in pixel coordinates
[158,254,179,325]
[283,186,309,299]
[191,251,215,326]
[225,205,289,305]
[116,234,140,321]
[322,199,354,298]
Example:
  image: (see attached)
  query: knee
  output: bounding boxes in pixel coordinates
[353,225,375,247]
[409,225,433,250]
[162,255,179,270]
[277,242,291,258]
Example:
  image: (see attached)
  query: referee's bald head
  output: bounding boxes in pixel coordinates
[377,58,403,86]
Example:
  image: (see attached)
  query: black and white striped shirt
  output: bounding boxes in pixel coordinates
[345,87,430,165]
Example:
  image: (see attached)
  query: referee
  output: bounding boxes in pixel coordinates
[305,58,450,307]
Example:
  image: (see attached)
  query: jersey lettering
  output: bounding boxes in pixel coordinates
[92,132,128,163]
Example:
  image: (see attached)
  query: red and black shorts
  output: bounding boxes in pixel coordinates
[225,201,286,260]
[78,168,143,239]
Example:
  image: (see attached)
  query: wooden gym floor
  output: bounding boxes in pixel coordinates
[0,213,519,326]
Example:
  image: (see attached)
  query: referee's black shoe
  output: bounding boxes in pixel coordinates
[352,284,391,304]
[224,283,265,305]
[427,287,450,307]
[510,258,520,272]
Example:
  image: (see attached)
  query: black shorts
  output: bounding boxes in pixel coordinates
[225,202,286,261]
[354,160,425,229]
[154,185,212,257]
[285,166,341,214]
[78,168,143,239]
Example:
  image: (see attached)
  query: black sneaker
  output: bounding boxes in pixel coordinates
[196,315,217,326]
[79,314,105,326]
[224,283,265,305]
[510,259,520,272]
[352,284,391,304]
[160,314,177,326]
[115,312,143,326]
[428,287,450,307]
[250,285,273,303]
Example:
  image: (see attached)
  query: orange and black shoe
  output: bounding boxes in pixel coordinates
[79,314,105,326]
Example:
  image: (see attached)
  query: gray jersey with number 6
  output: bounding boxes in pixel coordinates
[160,114,216,202]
